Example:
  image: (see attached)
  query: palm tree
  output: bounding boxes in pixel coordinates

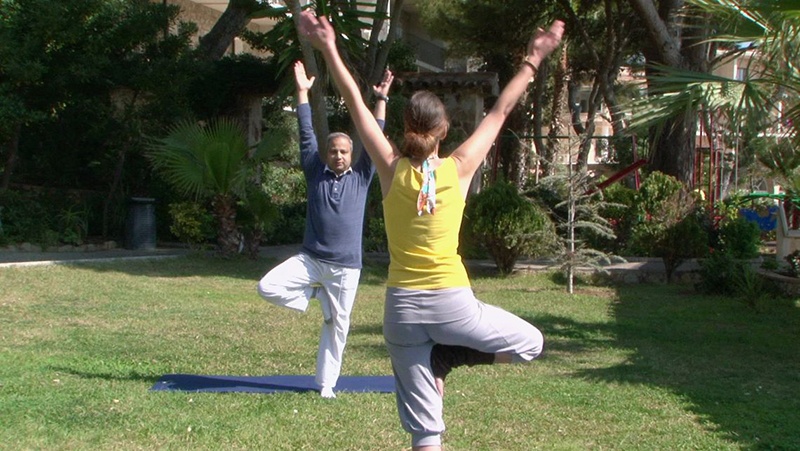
[623,0,800,193]
[148,117,272,257]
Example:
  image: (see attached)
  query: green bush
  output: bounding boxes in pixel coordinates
[658,215,709,282]
[364,216,387,253]
[696,251,741,295]
[458,209,489,260]
[697,250,778,308]
[364,178,387,253]
[717,215,761,259]
[265,202,306,245]
[0,190,56,247]
[785,250,800,277]
[0,189,106,248]
[237,185,280,257]
[591,182,638,254]
[635,171,684,215]
[621,172,710,281]
[625,172,707,259]
[57,203,89,246]
[168,202,214,249]
[624,174,687,258]
[466,180,555,275]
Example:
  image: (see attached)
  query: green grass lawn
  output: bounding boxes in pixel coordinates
[1,255,798,450]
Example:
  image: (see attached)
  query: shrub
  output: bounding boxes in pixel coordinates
[466,180,555,275]
[364,178,387,253]
[237,186,280,258]
[364,216,387,253]
[635,171,684,215]
[761,257,780,271]
[623,172,709,281]
[591,183,638,254]
[57,203,90,246]
[697,249,779,309]
[0,190,57,247]
[624,172,688,257]
[265,202,306,245]
[716,215,761,259]
[785,250,800,277]
[168,202,214,249]
[696,251,741,295]
[657,215,709,282]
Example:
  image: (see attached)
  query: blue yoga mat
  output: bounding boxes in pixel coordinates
[151,374,395,394]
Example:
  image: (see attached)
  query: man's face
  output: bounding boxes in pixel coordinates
[326,136,352,175]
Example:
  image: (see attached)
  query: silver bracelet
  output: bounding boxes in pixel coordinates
[375,93,389,102]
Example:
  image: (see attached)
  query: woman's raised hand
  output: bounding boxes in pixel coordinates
[297,11,336,53]
[525,20,566,68]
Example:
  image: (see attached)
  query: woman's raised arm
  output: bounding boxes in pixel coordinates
[451,20,565,189]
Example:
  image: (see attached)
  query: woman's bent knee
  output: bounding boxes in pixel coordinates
[518,327,544,362]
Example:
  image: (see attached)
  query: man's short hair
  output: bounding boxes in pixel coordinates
[327,132,353,151]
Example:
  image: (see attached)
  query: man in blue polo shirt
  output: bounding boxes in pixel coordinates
[258,61,393,398]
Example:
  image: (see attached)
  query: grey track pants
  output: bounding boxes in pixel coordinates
[383,287,544,448]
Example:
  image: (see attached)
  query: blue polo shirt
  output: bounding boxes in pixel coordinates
[297,103,384,269]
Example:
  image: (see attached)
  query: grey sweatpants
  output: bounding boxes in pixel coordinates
[383,287,544,448]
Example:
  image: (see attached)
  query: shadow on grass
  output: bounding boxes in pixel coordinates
[70,253,392,285]
[349,323,383,336]
[554,284,800,450]
[522,314,616,357]
[48,365,161,384]
[69,254,285,281]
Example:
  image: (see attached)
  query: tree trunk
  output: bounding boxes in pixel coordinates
[495,108,530,189]
[197,0,261,61]
[629,0,710,187]
[574,79,602,171]
[286,0,330,148]
[648,111,697,187]
[103,145,127,238]
[531,61,549,184]
[366,0,403,86]
[213,193,240,258]
[0,123,21,191]
[544,46,569,177]
[243,228,263,259]
[560,0,630,167]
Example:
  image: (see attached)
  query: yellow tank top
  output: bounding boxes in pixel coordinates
[383,158,470,289]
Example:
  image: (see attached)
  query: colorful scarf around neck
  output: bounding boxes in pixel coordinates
[416,158,436,216]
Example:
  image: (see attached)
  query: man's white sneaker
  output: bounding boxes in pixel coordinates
[320,387,336,399]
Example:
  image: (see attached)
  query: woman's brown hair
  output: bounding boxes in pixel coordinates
[400,91,449,160]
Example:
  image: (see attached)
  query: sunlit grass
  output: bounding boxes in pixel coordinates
[1,255,798,450]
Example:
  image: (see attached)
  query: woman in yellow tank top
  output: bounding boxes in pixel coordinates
[299,12,564,451]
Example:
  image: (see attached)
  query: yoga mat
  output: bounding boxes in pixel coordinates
[150,374,395,394]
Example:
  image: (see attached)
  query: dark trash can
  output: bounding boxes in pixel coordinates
[126,197,156,250]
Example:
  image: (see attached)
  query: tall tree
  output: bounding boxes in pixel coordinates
[244,1,402,148]
[627,0,713,186]
[197,0,264,61]
[557,0,643,172]
[624,0,800,192]
[417,0,556,188]
[148,117,279,257]
[0,0,195,192]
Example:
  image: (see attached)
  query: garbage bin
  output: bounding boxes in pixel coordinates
[126,197,156,250]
